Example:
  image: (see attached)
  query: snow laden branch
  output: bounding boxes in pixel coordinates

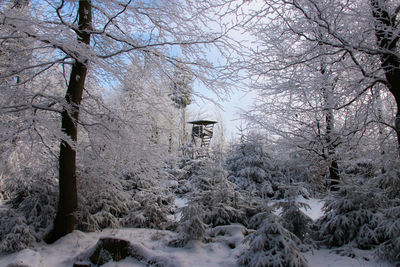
[0,0,241,243]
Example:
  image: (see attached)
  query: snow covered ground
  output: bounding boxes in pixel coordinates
[0,227,393,267]
[0,198,395,267]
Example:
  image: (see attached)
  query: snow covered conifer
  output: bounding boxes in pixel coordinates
[169,62,194,147]
[226,133,278,198]
[373,159,400,263]
[122,189,177,230]
[315,184,384,248]
[180,203,207,240]
[279,185,313,242]
[170,157,247,246]
[168,203,206,247]
[226,133,310,199]
[375,202,400,263]
[75,174,132,232]
[188,158,247,226]
[226,134,270,183]
[239,213,309,267]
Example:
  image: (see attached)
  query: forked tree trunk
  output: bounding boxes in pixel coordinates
[371,0,400,155]
[46,0,92,243]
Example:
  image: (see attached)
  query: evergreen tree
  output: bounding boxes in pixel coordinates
[169,62,194,148]
[239,214,309,267]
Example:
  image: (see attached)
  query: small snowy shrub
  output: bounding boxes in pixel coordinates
[121,171,156,191]
[180,203,207,240]
[173,157,208,194]
[170,159,246,246]
[281,204,313,243]
[122,189,177,230]
[315,184,384,248]
[239,214,309,267]
[362,155,400,263]
[13,180,57,236]
[375,202,400,263]
[0,209,36,253]
[0,178,7,200]
[76,174,133,231]
[188,159,247,226]
[0,168,57,252]
[77,143,177,232]
[246,200,274,230]
[376,160,400,199]
[279,185,313,242]
[168,203,206,247]
[226,134,310,200]
[226,137,274,188]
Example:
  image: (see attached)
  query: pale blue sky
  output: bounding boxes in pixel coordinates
[188,85,256,141]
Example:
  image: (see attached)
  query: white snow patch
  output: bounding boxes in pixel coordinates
[273,197,324,221]
[159,179,179,188]
[172,197,188,221]
[175,197,188,208]
[0,248,43,267]
[102,258,143,266]
[304,248,393,267]
[297,196,325,221]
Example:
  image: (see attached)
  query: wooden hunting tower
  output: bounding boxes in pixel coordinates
[188,120,217,157]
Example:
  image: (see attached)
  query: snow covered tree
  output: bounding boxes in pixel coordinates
[239,213,309,267]
[315,184,385,248]
[185,158,246,227]
[0,209,36,253]
[375,201,400,263]
[169,203,207,247]
[0,0,238,243]
[169,62,194,148]
[170,157,248,246]
[236,0,400,192]
[0,164,58,252]
[226,133,276,197]
[370,0,400,152]
[310,152,400,263]
[50,0,92,243]
[370,157,400,263]
[279,185,313,243]
[226,132,310,199]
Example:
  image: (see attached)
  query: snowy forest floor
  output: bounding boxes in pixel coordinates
[0,198,394,267]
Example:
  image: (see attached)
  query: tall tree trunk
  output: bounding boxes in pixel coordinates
[375,90,386,173]
[182,107,186,143]
[371,0,400,155]
[181,107,186,155]
[324,87,340,191]
[46,0,92,243]
[320,59,341,191]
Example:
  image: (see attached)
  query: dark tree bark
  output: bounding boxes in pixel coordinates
[324,90,340,190]
[328,158,340,190]
[371,0,400,155]
[90,237,132,265]
[46,0,92,243]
